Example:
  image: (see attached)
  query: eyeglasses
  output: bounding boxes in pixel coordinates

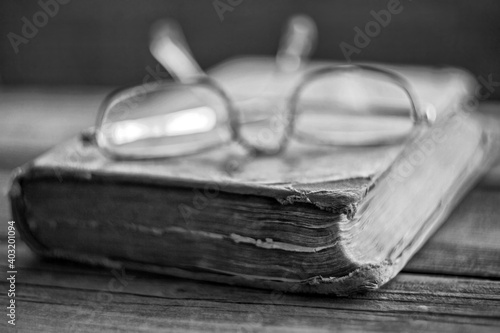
[94,16,434,160]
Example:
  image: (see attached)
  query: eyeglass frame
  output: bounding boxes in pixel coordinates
[94,16,432,160]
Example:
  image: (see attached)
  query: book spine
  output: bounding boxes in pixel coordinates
[9,165,49,255]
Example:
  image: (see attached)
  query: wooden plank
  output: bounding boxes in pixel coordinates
[0,87,104,169]
[1,243,499,332]
[405,187,500,277]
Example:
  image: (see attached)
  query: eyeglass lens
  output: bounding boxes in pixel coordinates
[98,83,232,158]
[294,70,414,146]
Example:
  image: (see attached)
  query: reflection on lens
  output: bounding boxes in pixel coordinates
[97,82,232,158]
[105,106,217,145]
[294,70,415,146]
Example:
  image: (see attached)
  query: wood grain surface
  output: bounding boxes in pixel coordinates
[0,90,499,332]
[1,242,500,332]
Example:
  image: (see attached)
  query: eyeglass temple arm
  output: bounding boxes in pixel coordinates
[150,15,317,82]
[276,15,317,72]
[150,19,206,83]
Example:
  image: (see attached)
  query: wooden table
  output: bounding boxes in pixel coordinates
[1,88,499,332]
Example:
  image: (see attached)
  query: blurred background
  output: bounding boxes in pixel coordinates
[0,0,499,169]
[0,0,499,98]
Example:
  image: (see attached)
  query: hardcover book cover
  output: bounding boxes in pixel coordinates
[9,58,500,295]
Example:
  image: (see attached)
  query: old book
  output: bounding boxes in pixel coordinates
[9,58,500,295]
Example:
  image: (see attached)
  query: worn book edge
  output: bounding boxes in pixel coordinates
[9,112,500,296]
